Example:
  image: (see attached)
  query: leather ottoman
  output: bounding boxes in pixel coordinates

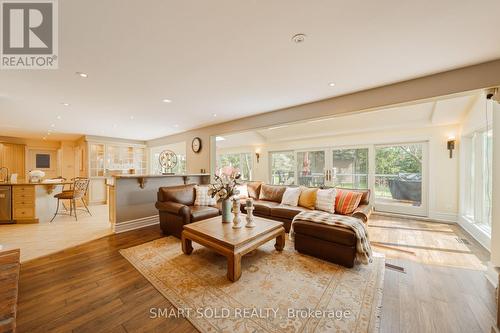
[293,220,357,268]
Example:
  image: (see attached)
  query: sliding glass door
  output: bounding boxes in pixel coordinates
[296,150,326,187]
[331,148,369,189]
[268,143,428,216]
[374,142,428,216]
[270,151,295,185]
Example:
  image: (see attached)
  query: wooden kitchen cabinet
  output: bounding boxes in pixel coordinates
[12,186,37,223]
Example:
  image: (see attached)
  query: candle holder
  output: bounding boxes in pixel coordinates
[232,199,242,229]
[244,206,256,228]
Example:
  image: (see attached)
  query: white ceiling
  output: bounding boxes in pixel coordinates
[216,93,479,148]
[1,0,500,141]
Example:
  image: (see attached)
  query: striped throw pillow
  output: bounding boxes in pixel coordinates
[194,186,217,206]
[315,188,336,213]
[335,189,363,215]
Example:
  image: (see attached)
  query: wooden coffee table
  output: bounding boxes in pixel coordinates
[181,216,286,282]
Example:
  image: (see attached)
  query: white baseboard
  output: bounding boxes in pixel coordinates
[372,211,457,224]
[113,215,159,233]
[485,262,499,289]
[428,211,458,223]
[457,216,491,251]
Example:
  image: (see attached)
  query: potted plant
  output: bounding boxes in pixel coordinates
[208,166,242,223]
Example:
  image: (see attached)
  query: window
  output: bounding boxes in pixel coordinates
[297,150,325,187]
[150,143,187,175]
[216,153,253,180]
[375,143,423,208]
[463,129,492,231]
[332,148,368,189]
[151,151,186,175]
[270,151,295,185]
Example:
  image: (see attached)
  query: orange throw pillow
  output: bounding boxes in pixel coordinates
[298,187,318,210]
[335,189,363,215]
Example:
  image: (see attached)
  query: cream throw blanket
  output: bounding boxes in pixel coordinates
[290,210,373,264]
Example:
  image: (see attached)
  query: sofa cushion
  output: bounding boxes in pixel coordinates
[315,188,336,213]
[189,205,220,222]
[292,219,356,247]
[335,189,363,215]
[194,186,217,206]
[336,187,370,205]
[246,181,263,199]
[298,187,318,210]
[281,187,302,206]
[259,184,287,202]
[159,184,196,206]
[253,200,280,216]
[271,205,308,220]
[234,184,249,199]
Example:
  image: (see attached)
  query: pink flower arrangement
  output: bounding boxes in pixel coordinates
[208,166,242,201]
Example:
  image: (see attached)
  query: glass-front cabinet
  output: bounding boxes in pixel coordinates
[89,144,105,177]
[86,141,147,204]
[105,145,146,175]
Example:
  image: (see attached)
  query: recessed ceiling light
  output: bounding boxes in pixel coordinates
[76,72,88,78]
[56,115,61,120]
[50,124,55,128]
[213,113,217,117]
[328,82,336,87]
[129,116,134,120]
[61,103,70,107]
[162,98,172,103]
[291,33,306,43]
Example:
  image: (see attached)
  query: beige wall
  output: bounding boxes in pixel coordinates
[147,59,500,174]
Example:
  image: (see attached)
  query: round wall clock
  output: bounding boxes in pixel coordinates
[191,137,202,153]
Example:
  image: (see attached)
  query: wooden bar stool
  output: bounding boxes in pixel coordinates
[50,177,91,222]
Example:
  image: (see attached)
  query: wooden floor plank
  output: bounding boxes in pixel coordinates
[15,217,496,333]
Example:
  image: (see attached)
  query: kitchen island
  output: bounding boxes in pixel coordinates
[0,181,70,224]
[107,174,210,233]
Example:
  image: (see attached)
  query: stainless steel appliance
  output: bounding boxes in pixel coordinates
[0,186,12,223]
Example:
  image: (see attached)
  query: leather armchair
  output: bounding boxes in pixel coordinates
[155,184,219,238]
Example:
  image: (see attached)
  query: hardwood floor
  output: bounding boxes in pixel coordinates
[16,225,196,333]
[370,215,496,333]
[16,216,496,333]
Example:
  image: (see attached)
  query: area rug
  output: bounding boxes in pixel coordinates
[120,236,384,333]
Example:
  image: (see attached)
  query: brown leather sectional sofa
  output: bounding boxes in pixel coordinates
[155,182,372,267]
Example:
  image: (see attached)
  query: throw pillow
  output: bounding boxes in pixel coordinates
[259,184,287,202]
[335,189,363,215]
[298,187,318,210]
[246,181,263,199]
[281,187,302,206]
[194,186,217,206]
[234,184,249,199]
[315,188,336,213]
